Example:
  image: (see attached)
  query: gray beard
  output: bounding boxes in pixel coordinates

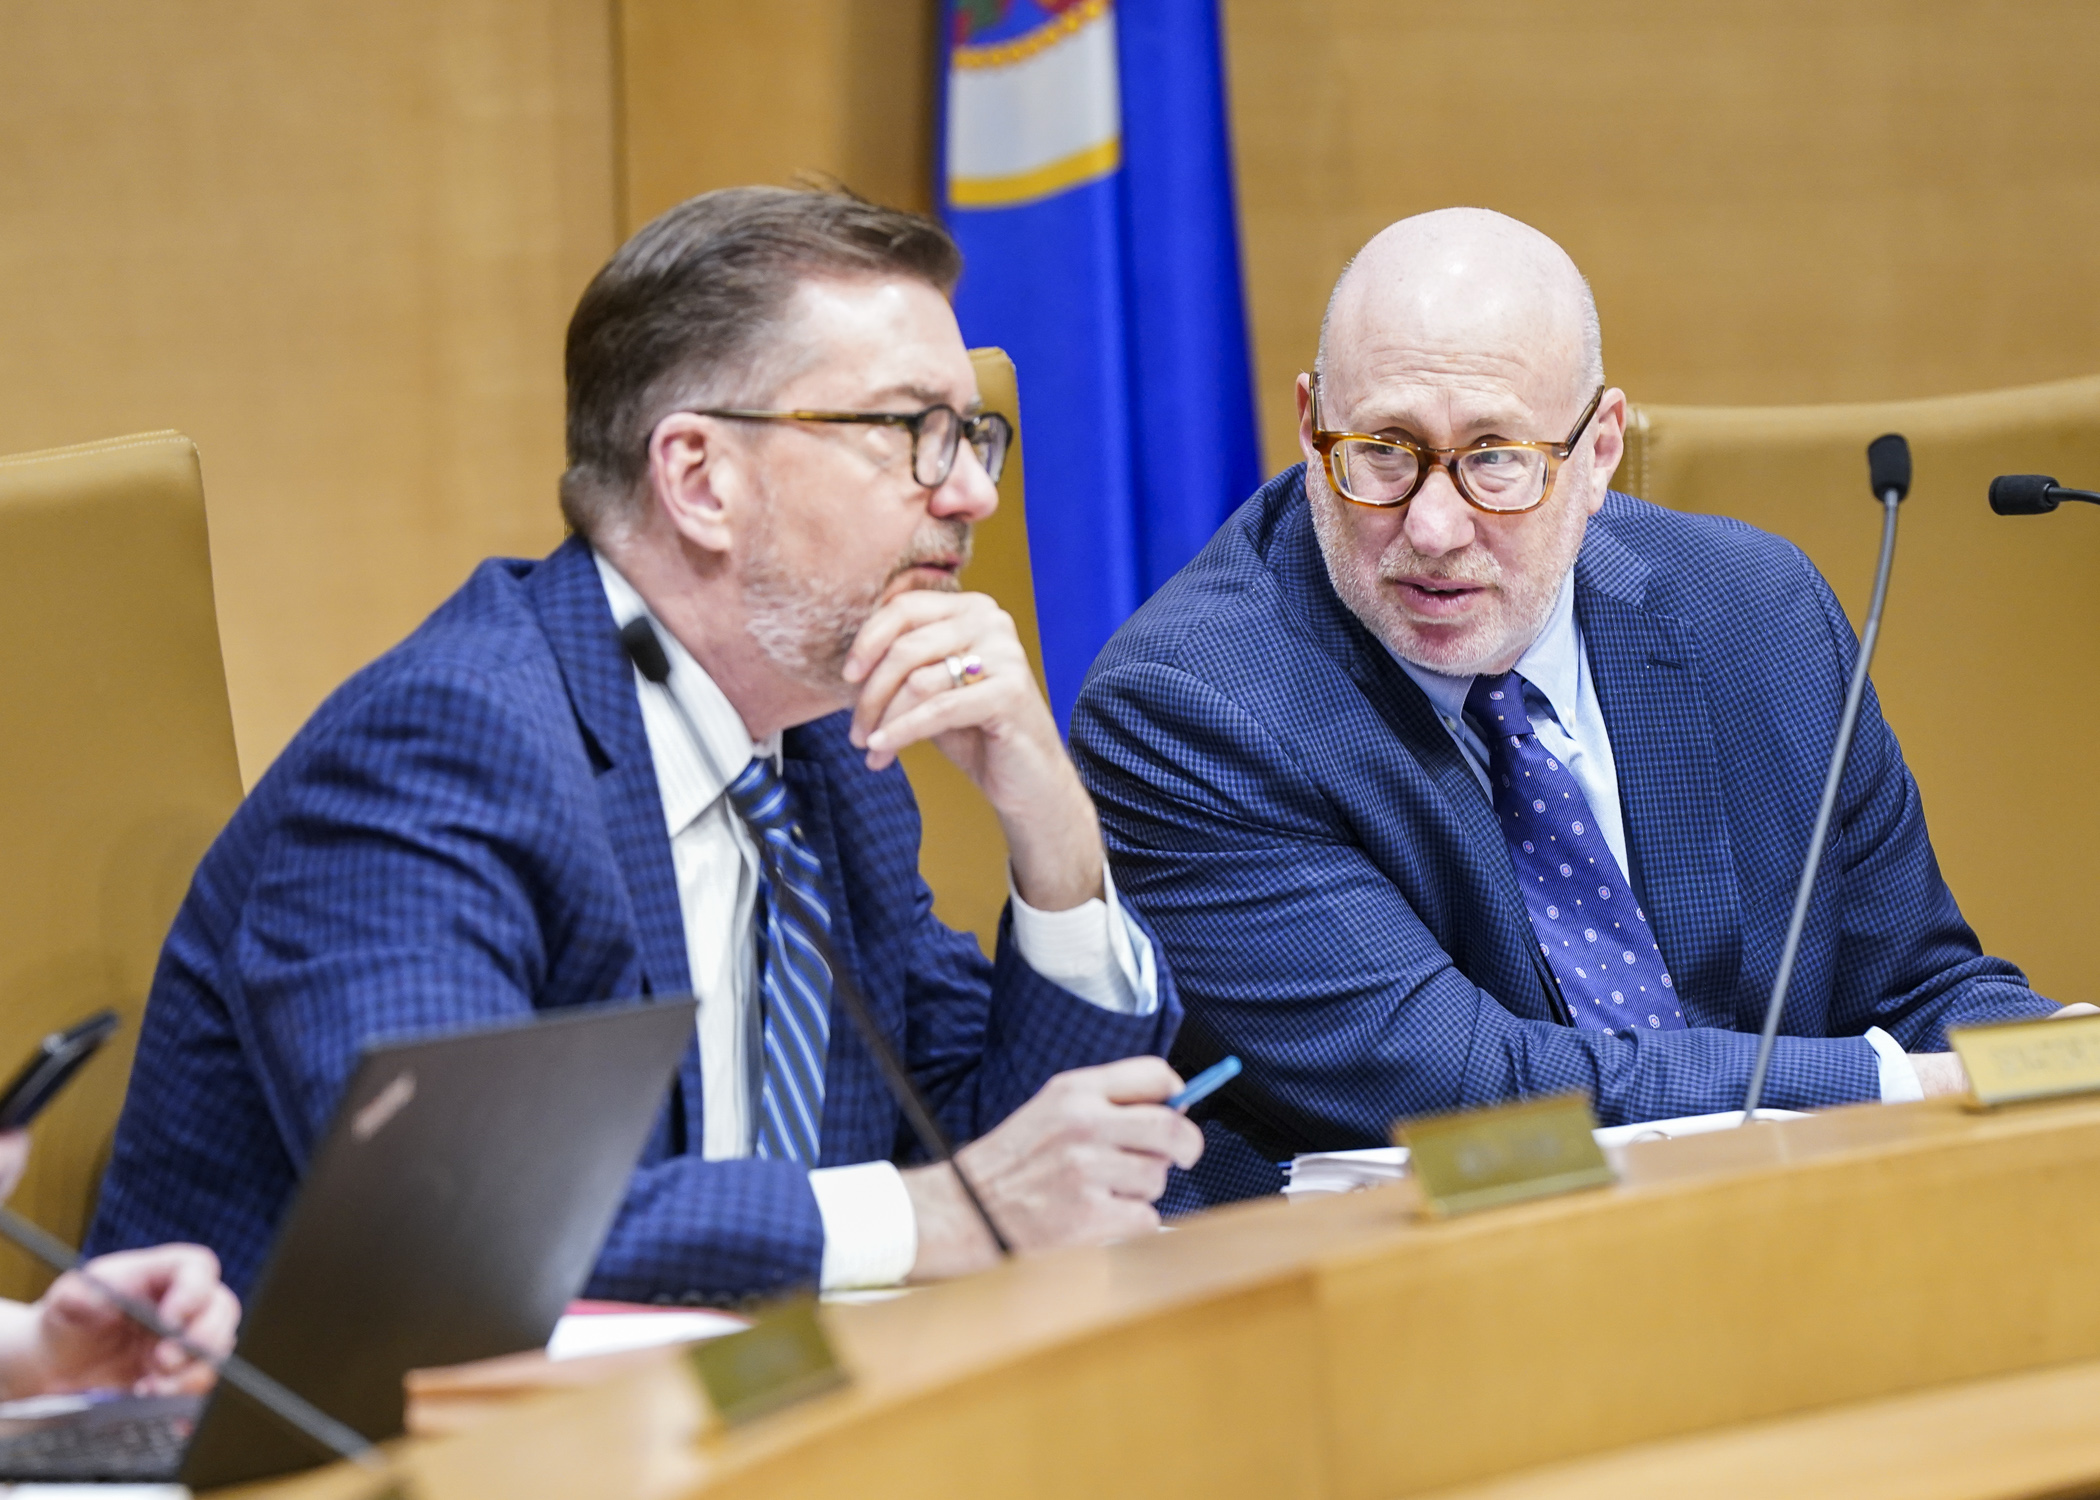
[740,514,972,693]
[1307,478,1571,679]
[742,539,881,691]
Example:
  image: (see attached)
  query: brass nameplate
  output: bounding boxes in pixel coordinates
[1397,1091,1616,1217]
[1951,1011,2100,1107]
[686,1297,848,1426]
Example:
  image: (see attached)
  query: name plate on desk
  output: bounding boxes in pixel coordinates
[1951,1011,2100,1106]
[1397,1092,1616,1217]
[687,1297,847,1426]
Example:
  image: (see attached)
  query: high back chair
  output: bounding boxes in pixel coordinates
[0,432,244,1298]
[1619,374,2100,1005]
[897,348,1045,953]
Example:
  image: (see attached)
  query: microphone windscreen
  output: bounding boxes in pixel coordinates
[1866,434,1912,501]
[1989,474,2061,515]
[618,617,673,684]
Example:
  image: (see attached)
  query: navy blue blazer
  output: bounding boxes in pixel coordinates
[88,536,1179,1301]
[1073,469,2050,1209]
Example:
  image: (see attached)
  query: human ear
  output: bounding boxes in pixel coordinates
[1296,373,1318,467]
[646,411,739,557]
[1584,389,1628,515]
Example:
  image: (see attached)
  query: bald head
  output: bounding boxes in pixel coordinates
[1296,207,1625,680]
[1316,208,1601,407]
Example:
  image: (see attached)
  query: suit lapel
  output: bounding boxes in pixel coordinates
[1576,510,1743,1022]
[526,538,703,1143]
[1343,642,1568,1023]
[1270,491,1564,1023]
[781,733,906,1164]
[779,750,871,993]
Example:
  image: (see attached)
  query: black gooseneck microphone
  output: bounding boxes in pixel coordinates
[1989,474,2100,515]
[1740,434,1909,1122]
[616,616,1012,1258]
[0,1205,380,1468]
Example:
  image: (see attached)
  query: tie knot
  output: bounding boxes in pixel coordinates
[725,756,797,837]
[1465,671,1535,738]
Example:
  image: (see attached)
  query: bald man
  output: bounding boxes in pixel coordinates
[1072,208,2060,1208]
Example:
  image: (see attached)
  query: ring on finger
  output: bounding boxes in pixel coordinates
[944,653,987,690]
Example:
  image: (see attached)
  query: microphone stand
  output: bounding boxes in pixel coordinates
[617,618,1013,1257]
[0,1205,381,1469]
[1740,457,1905,1122]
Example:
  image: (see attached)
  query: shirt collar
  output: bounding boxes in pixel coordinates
[1387,567,1582,733]
[593,549,782,836]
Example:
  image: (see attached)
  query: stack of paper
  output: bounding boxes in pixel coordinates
[546,1304,748,1361]
[1283,1109,1806,1200]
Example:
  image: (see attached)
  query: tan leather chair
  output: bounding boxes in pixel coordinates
[1619,375,2100,1004]
[0,432,244,1298]
[898,348,1045,953]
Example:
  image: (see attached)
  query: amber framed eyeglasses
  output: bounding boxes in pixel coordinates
[1309,378,1606,514]
[689,403,1013,489]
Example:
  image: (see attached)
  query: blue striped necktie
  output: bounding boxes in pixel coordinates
[724,756,833,1165]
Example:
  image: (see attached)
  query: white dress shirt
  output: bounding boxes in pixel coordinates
[1387,570,1921,1106]
[594,553,1160,1287]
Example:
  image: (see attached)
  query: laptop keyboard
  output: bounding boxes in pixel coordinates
[0,1408,189,1482]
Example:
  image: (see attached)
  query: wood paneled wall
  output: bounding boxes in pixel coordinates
[1223,0,2100,469]
[0,0,617,779]
[617,0,938,231]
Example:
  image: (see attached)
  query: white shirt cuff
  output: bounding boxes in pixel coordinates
[809,1160,917,1290]
[1864,1026,1924,1103]
[1007,861,1159,1016]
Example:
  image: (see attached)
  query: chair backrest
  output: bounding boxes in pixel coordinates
[0,432,244,1296]
[1619,376,2100,1004]
[897,348,1044,953]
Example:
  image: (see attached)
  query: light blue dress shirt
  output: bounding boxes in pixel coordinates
[1385,570,1920,1106]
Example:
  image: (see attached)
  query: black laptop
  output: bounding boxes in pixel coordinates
[0,996,697,1488]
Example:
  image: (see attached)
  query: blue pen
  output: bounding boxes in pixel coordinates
[1166,1055,1241,1112]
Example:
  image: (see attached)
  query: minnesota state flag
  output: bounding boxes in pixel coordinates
[941,0,1261,725]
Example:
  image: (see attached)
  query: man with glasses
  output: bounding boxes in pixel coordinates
[1073,207,2058,1209]
[89,187,1200,1301]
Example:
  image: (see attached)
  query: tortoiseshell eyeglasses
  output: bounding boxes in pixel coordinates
[1309,379,1605,514]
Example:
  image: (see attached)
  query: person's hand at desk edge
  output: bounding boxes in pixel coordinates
[1910,1001,2100,1097]
[905,1058,1201,1279]
[0,1130,238,1399]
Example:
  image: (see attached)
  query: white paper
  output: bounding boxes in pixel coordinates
[1283,1109,1807,1199]
[0,1489,188,1499]
[0,1396,97,1422]
[820,1287,911,1305]
[545,1309,747,1361]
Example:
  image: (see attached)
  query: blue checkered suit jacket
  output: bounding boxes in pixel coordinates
[87,536,1179,1300]
[1073,469,2051,1210]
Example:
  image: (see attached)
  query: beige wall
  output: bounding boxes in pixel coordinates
[1224,0,2100,470]
[0,0,617,780]
[618,0,937,231]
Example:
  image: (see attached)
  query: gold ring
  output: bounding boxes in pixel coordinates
[945,653,986,690]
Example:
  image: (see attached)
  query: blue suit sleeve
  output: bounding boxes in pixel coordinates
[888,856,1181,1157]
[1075,661,1884,1138]
[223,666,828,1301]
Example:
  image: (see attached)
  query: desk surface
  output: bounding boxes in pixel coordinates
[219,1094,2100,1500]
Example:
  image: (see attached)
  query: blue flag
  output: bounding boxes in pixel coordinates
[940,0,1261,725]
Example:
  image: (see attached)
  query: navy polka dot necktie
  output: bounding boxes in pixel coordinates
[1464,671,1685,1036]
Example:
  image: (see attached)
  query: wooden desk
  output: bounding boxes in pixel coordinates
[219,1094,2100,1500]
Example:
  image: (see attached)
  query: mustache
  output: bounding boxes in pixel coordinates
[1376,546,1498,587]
[888,519,973,582]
